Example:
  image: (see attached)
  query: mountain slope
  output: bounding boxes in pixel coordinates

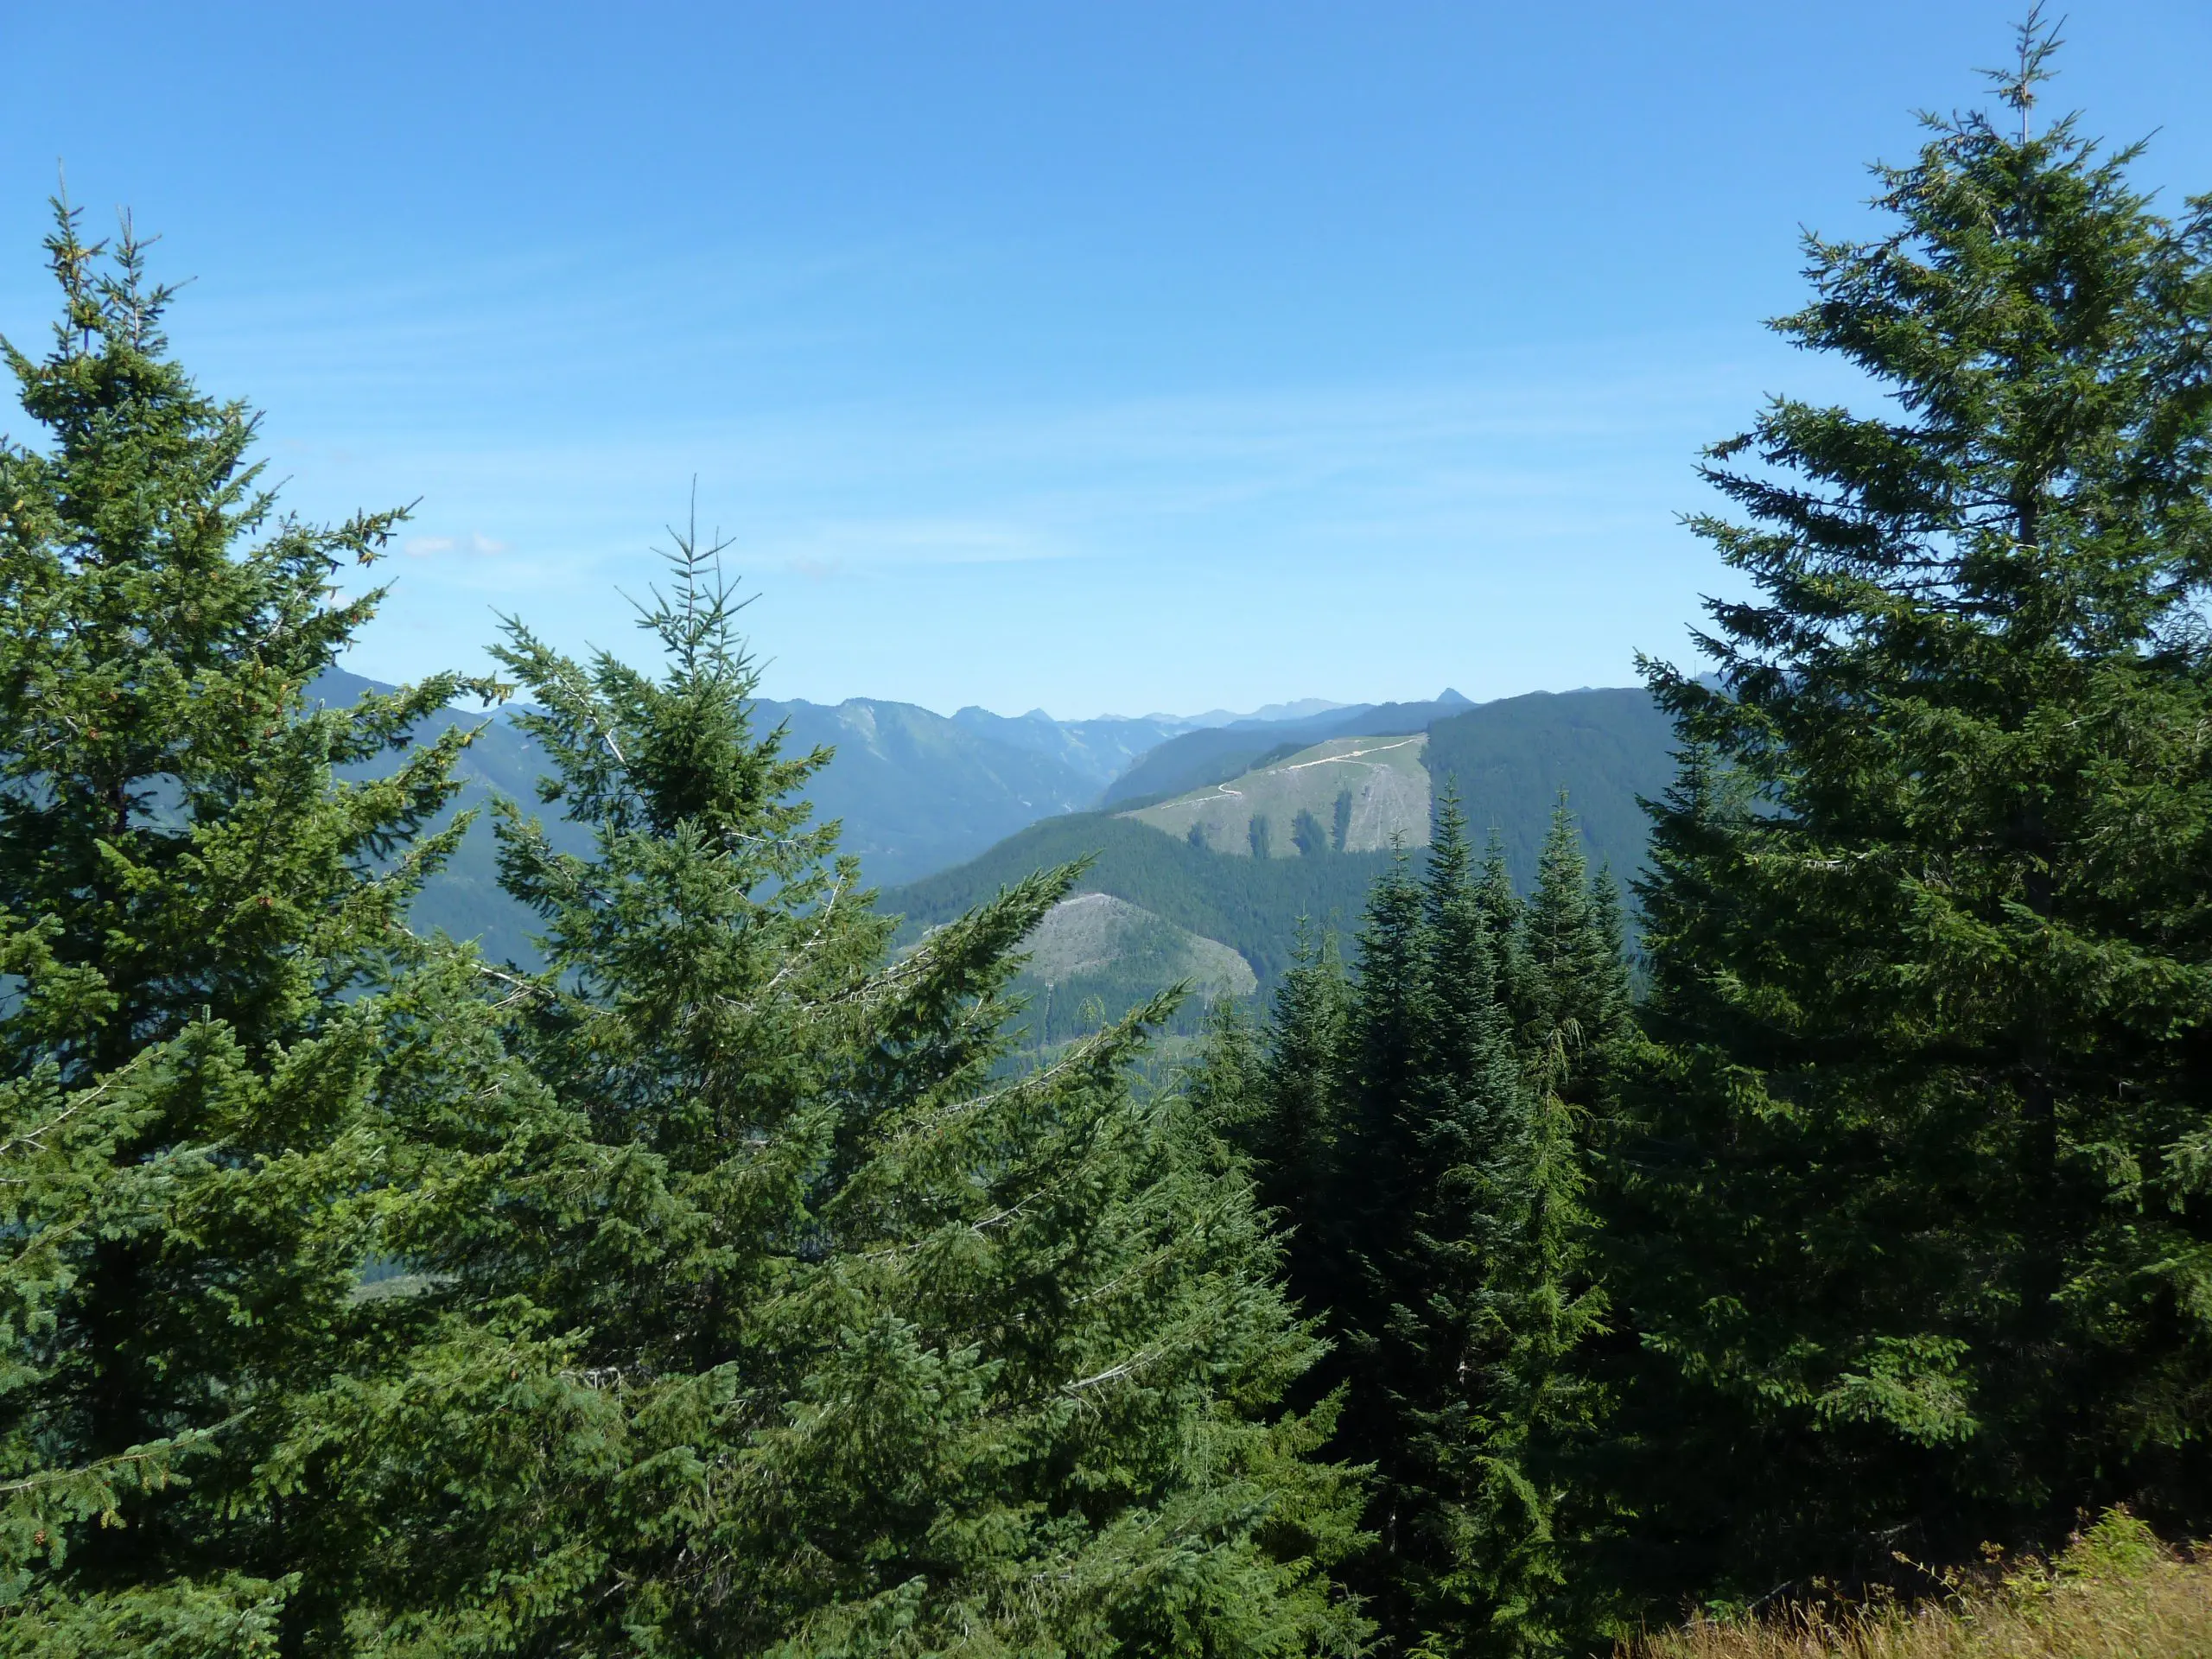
[338,668,1681,1003]
[1109,687,1677,881]
[1009,893,1256,1046]
[316,668,588,966]
[1124,734,1432,855]
[1099,690,1474,808]
[756,697,1098,883]
[1099,709,1376,809]
[947,707,1190,789]
[1422,687,1678,888]
[889,687,1681,1018]
[883,812,1395,992]
[321,672,1121,961]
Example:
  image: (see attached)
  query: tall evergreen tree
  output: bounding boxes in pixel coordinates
[1306,839,1452,1639]
[1383,797,1530,1653]
[1183,991,1268,1143]
[377,534,1373,1655]
[1520,804,1631,1103]
[0,202,538,1653]
[1476,830,1534,1041]
[1249,798,1625,1656]
[1460,804,1619,1656]
[1251,919,1351,1324]
[1607,16,2212,1603]
[1328,847,1431,1554]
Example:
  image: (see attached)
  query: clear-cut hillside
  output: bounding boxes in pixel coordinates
[1009,891,1255,1047]
[1121,734,1431,856]
[1020,893,1255,999]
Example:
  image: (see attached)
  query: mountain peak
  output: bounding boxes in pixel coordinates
[1435,688,1473,707]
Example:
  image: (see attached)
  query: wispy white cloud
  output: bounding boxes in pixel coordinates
[404,531,512,557]
[345,343,1783,576]
[257,321,1802,702]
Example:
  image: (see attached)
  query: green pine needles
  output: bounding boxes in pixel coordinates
[0,199,508,1655]
[466,537,1370,1653]
[1187,21,2212,1647]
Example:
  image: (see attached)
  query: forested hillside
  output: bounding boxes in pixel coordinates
[1423,687,1679,888]
[335,672,1128,956]
[1008,892,1258,1046]
[761,696,1096,880]
[892,685,1680,1023]
[390,667,1679,971]
[379,674,1354,962]
[883,810,1395,988]
[317,668,591,961]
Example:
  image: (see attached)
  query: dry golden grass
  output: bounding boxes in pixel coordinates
[1623,1510,2212,1659]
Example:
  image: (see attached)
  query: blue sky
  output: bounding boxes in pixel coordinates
[5,3,2210,718]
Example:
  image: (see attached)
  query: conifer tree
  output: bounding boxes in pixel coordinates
[1183,990,1267,1143]
[0,202,535,1652]
[1460,804,1618,1656]
[383,534,1375,1655]
[1226,793,1631,1653]
[1477,830,1535,1039]
[1258,804,1582,1653]
[1327,848,1429,1495]
[1307,843,1447,1637]
[1521,804,1631,1101]
[1609,15,2212,1600]
[1250,919,1351,1322]
[1384,797,1531,1652]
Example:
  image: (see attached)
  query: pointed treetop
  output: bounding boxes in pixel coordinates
[1986,5,2064,143]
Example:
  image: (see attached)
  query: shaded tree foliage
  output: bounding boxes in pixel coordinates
[1216,798,1624,1656]
[1602,15,2212,1606]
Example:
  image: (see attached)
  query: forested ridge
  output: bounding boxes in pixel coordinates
[886,810,1397,985]
[5,20,2212,1657]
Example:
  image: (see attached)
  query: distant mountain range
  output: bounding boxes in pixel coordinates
[880,685,1679,1044]
[588,692,1360,886]
[318,668,1680,1019]
[317,669,1387,963]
